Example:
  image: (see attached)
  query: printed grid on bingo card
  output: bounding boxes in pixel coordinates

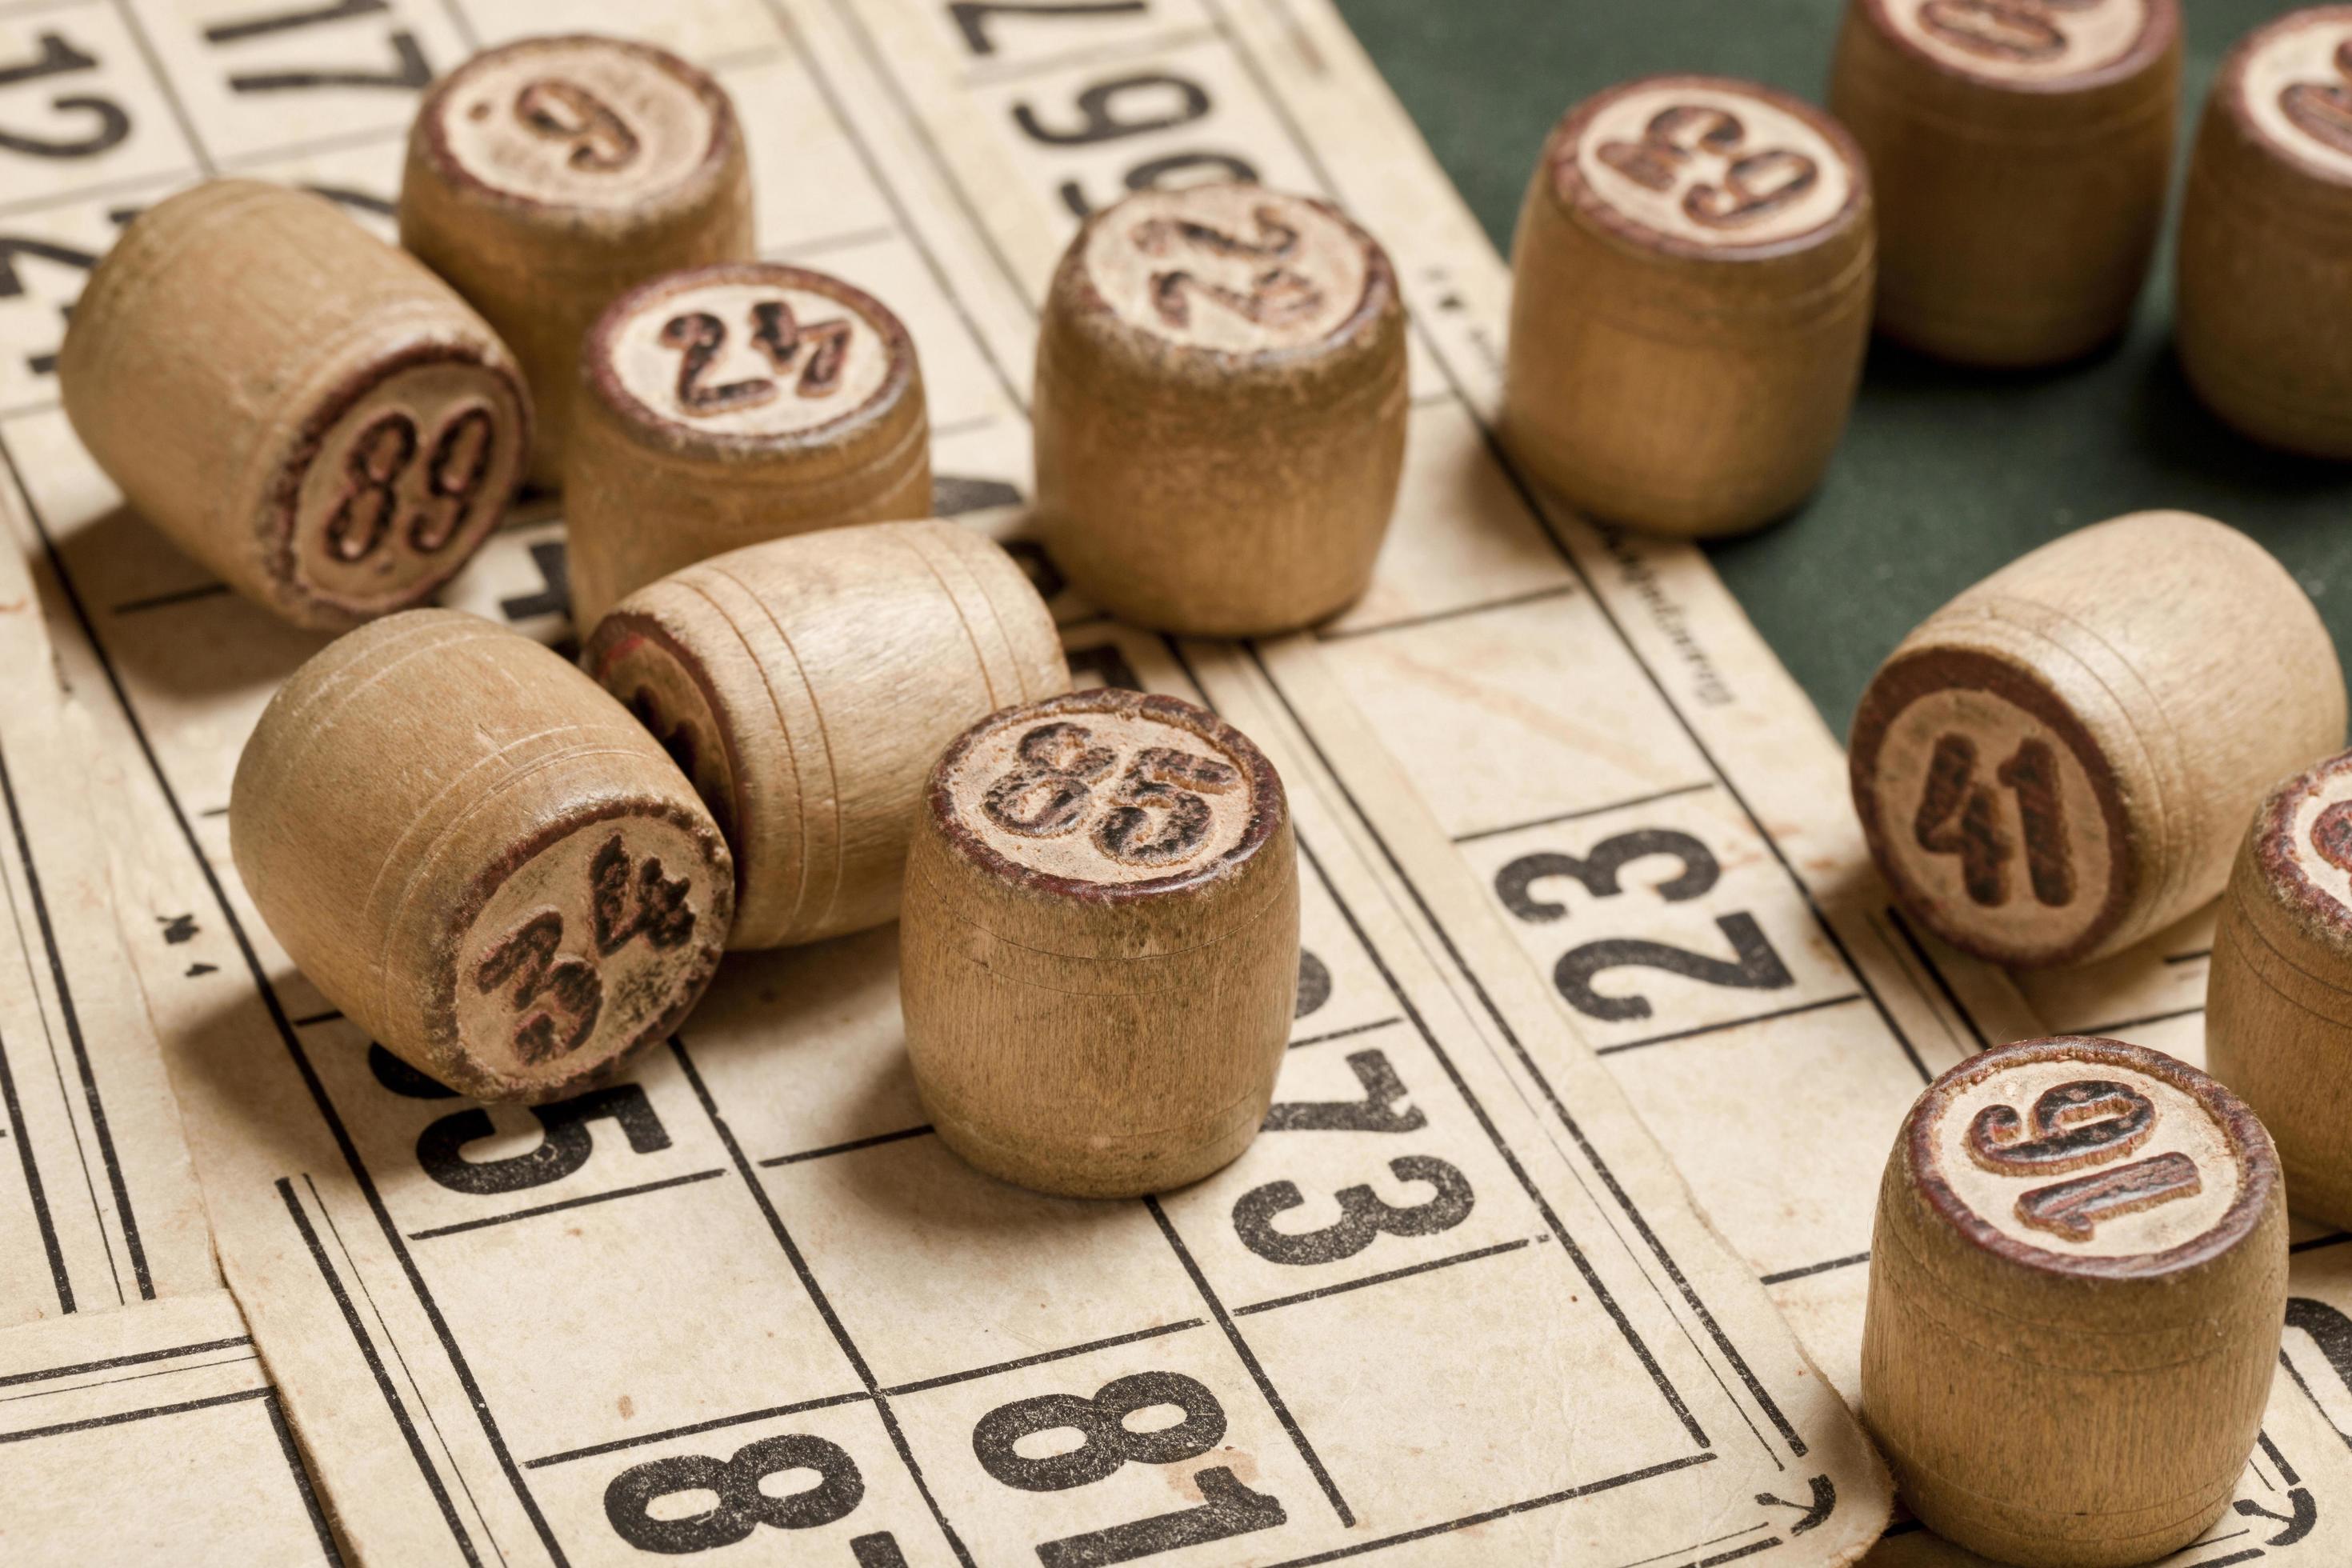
[0,546,218,1330]
[0,706,165,1324]
[0,8,2305,1568]
[858,4,2352,1558]
[0,2,1880,1564]
[0,1290,338,1562]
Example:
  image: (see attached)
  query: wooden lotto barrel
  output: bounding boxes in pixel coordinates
[58,180,529,631]
[1033,182,1407,638]
[401,34,754,488]
[566,261,930,629]
[231,610,733,1103]
[2178,6,2352,457]
[1505,75,1874,535]
[1829,0,2180,366]
[1862,1036,2284,1566]
[901,689,1298,1197]
[582,521,1067,950]
[1850,511,2345,968]
[2207,747,2352,1228]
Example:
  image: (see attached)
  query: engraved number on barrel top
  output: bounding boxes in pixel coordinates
[1597,105,1818,230]
[1966,1079,2202,1240]
[511,77,638,170]
[1130,204,1322,330]
[972,1370,1286,1566]
[322,406,498,564]
[2314,799,2352,873]
[471,834,697,1065]
[658,300,854,416]
[2282,39,2352,155]
[1919,0,2103,64]
[1494,828,1796,1022]
[981,719,1242,869]
[1912,734,2074,910]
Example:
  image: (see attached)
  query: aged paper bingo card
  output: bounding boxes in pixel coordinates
[0,2,2334,1566]
[0,538,212,1326]
[0,1289,336,1561]
[0,0,1888,1563]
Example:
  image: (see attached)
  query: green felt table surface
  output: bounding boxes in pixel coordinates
[1333,0,2352,741]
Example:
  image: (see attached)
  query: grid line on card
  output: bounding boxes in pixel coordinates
[761,1123,934,1167]
[666,1034,978,1568]
[0,434,562,1565]
[2259,1432,2306,1499]
[0,1351,261,1406]
[525,1389,878,1471]
[0,166,188,225]
[110,581,230,615]
[427,0,478,52]
[1757,1252,1870,1289]
[215,122,405,174]
[1594,994,1869,1057]
[0,1378,341,1562]
[881,1317,1210,1398]
[1256,1451,1727,1568]
[1872,907,1989,1061]
[1286,1016,1401,1051]
[106,0,213,167]
[1451,783,1721,846]
[1317,582,1579,642]
[0,733,148,1302]
[301,1168,510,1564]
[1616,1525,1785,1568]
[0,1334,250,1390]
[278,1174,490,1568]
[761,0,1031,412]
[1142,1192,1355,1527]
[1231,1235,1534,1316]
[814,0,1040,342]
[403,1167,729,1238]
[2073,1004,2206,1039]
[0,1382,266,1442]
[261,1386,350,1565]
[770,222,902,262]
[0,996,70,1314]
